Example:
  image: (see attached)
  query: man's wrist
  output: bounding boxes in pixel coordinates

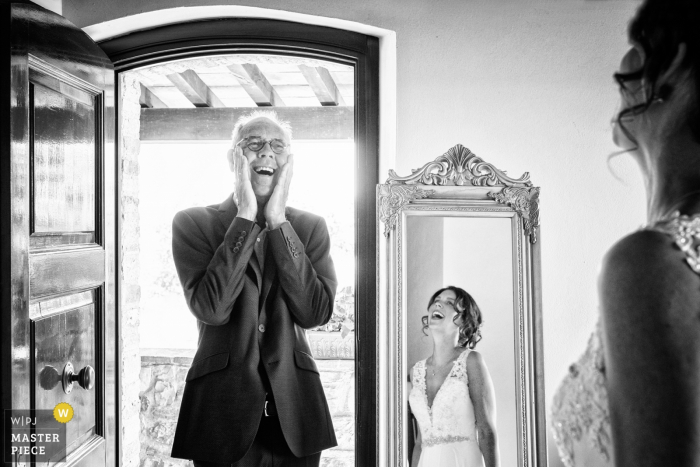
[267,217,287,230]
[237,209,256,221]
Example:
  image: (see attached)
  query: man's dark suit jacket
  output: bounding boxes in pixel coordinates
[170,195,338,464]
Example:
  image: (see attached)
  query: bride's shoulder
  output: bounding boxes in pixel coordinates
[460,349,484,368]
[602,228,678,270]
[463,349,486,374]
[463,350,496,396]
[599,228,694,298]
[600,228,700,352]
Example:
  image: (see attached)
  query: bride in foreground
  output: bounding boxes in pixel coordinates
[407,286,500,467]
[551,0,700,465]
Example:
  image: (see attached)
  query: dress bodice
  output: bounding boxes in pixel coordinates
[551,212,700,467]
[409,350,478,446]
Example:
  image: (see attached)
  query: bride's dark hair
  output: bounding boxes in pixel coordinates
[421,286,483,349]
[614,0,700,144]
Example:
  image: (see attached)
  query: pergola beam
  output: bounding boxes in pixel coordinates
[227,64,285,107]
[140,106,353,141]
[298,65,346,106]
[166,70,225,108]
[139,83,168,108]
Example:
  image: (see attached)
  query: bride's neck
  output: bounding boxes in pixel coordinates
[431,335,461,365]
[640,131,700,223]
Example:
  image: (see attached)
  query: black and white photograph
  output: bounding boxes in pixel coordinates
[2,0,699,466]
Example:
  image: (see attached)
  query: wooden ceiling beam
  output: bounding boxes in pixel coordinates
[166,70,226,108]
[139,83,168,109]
[227,64,285,107]
[140,106,353,141]
[298,65,346,106]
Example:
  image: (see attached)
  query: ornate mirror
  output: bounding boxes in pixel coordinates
[376,144,546,466]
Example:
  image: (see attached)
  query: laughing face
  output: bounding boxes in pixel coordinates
[237,117,291,201]
[427,289,461,332]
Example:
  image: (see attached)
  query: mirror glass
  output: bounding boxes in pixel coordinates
[405,215,517,466]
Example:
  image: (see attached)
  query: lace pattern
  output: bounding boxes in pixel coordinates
[652,211,700,273]
[550,321,610,467]
[551,212,700,467]
[409,350,478,447]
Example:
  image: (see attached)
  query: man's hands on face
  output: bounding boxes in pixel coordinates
[234,146,257,221]
[265,154,294,230]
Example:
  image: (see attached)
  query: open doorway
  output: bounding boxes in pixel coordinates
[120,54,356,466]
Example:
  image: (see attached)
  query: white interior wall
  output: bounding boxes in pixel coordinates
[69,0,646,462]
[406,216,444,372]
[30,0,62,15]
[442,217,516,467]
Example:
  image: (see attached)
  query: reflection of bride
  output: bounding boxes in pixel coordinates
[407,286,500,467]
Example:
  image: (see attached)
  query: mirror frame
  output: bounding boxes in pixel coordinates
[376,144,547,467]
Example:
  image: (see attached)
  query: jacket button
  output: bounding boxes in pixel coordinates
[257,238,261,243]
[237,236,244,242]
[235,242,242,247]
[241,231,247,236]
[258,324,266,332]
[233,247,239,253]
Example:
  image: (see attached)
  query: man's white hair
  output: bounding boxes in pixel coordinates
[230,110,293,147]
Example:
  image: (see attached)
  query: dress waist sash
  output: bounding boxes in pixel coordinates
[422,434,475,447]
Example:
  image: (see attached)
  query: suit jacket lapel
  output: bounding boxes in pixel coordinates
[218,194,263,290]
[260,208,291,308]
[260,246,276,310]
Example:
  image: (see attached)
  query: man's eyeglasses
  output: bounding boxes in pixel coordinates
[237,137,288,154]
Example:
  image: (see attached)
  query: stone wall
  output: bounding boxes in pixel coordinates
[120,73,143,467]
[140,336,355,467]
[140,349,191,467]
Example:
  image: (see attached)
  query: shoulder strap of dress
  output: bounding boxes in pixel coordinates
[649,212,700,275]
[413,359,427,386]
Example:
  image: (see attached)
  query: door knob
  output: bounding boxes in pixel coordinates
[61,362,95,394]
[39,365,61,390]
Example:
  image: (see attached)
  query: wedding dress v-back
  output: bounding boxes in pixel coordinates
[551,212,700,467]
[409,349,485,467]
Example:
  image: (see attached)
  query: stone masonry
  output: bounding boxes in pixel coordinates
[139,335,355,467]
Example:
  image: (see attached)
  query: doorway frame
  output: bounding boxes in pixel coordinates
[99,18,379,467]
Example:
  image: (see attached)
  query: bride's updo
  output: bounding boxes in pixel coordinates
[614,0,700,142]
[422,286,483,349]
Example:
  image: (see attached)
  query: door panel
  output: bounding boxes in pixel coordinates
[6,3,116,466]
[33,298,97,456]
[31,79,97,237]
[29,249,105,300]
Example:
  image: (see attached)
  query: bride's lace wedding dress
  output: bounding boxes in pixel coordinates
[409,350,485,467]
[551,212,700,466]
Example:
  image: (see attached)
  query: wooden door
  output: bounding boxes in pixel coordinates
[3,3,116,466]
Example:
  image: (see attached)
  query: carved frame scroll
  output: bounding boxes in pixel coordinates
[378,185,435,237]
[380,144,541,244]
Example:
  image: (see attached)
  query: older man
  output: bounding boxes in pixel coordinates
[170,111,338,466]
